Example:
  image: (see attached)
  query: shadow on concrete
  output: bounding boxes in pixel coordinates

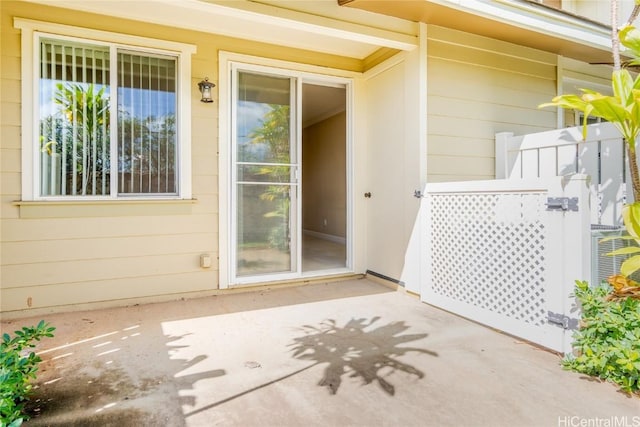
[13,279,400,425]
[290,317,438,395]
[181,315,437,420]
[22,325,225,426]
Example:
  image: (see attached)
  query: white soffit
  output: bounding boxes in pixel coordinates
[23,0,418,59]
[437,0,612,51]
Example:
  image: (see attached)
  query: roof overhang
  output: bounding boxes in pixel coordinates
[340,0,617,64]
[22,0,418,60]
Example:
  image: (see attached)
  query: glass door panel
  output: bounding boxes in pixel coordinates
[237,183,292,276]
[234,70,298,278]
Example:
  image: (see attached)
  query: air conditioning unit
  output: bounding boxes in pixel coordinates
[591,225,637,287]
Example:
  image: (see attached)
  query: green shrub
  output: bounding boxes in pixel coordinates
[0,320,55,427]
[564,280,640,394]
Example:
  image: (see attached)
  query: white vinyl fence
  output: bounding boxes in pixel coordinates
[420,175,591,353]
[496,122,629,227]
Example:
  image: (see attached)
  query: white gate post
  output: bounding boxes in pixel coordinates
[560,174,591,353]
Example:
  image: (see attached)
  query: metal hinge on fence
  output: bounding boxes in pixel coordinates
[547,311,579,330]
[545,197,578,212]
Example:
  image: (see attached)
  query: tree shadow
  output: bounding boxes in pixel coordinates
[22,326,225,427]
[289,317,437,395]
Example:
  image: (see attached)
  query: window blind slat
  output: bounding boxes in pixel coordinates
[148,57,152,193]
[131,55,136,193]
[138,56,143,192]
[81,47,88,195]
[71,46,78,195]
[102,50,108,195]
[59,44,68,196]
[91,50,97,195]
[119,57,125,193]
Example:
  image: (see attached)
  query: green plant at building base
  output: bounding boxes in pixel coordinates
[0,320,55,427]
[564,281,640,395]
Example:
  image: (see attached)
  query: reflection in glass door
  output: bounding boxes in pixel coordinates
[233,70,298,278]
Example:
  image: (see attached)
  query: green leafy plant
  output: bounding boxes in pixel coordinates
[564,281,640,394]
[0,320,55,427]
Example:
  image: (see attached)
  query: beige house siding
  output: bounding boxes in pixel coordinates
[2,2,615,315]
[426,25,558,182]
[0,1,362,314]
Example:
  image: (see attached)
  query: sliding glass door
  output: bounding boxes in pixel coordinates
[232,68,299,279]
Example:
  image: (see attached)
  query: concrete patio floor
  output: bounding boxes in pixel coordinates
[3,278,638,426]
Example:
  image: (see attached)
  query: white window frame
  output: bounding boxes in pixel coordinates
[15,18,196,200]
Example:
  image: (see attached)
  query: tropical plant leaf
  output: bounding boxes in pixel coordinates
[606,246,640,256]
[631,91,640,149]
[623,202,640,239]
[607,274,640,291]
[612,70,634,108]
[599,235,640,243]
[539,94,597,139]
[538,94,590,111]
[621,254,640,276]
[587,95,628,124]
[620,25,640,58]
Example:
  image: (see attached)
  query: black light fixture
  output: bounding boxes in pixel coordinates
[198,77,215,103]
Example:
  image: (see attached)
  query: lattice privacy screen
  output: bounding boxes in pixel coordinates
[428,193,548,326]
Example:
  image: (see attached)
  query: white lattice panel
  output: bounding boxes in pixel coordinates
[428,192,548,326]
[422,176,591,354]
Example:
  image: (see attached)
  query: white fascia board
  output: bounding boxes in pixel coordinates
[434,0,612,51]
[22,0,418,58]
[199,0,418,50]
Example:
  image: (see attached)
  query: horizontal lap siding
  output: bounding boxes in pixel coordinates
[2,272,216,309]
[0,1,357,313]
[3,233,217,266]
[2,253,215,289]
[427,26,557,182]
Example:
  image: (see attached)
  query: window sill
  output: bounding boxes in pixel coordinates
[13,199,198,219]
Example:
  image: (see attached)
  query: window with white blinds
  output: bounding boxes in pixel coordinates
[38,38,178,197]
[117,52,177,195]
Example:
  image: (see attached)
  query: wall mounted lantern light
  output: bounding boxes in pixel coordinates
[198,77,215,103]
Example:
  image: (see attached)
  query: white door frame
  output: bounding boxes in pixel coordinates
[218,52,357,288]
